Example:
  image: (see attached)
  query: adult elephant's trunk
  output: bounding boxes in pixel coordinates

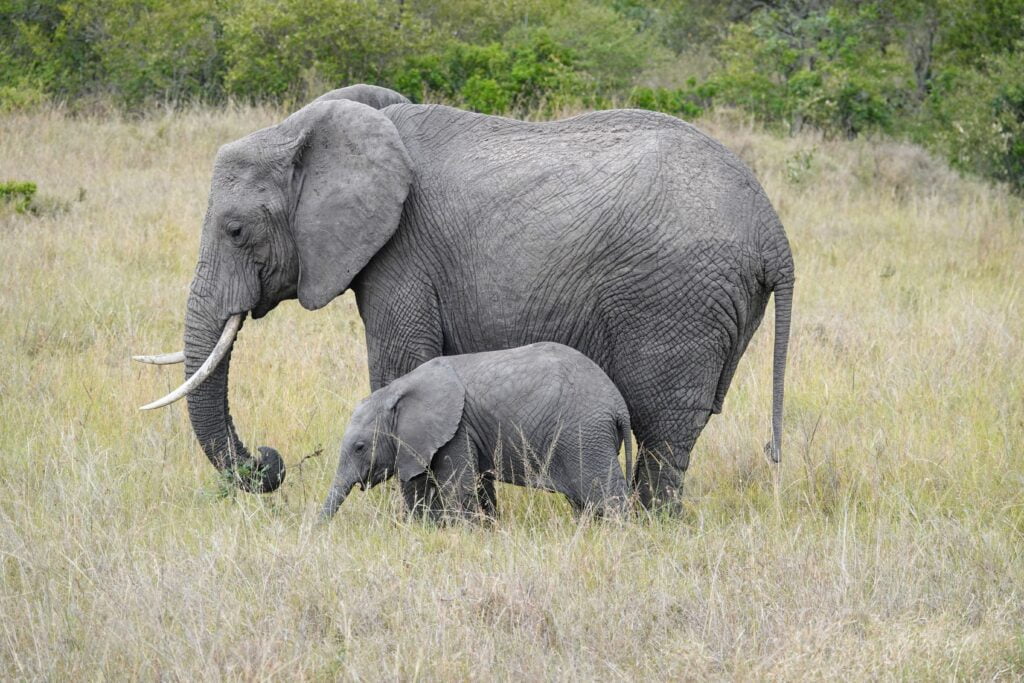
[183,293,285,493]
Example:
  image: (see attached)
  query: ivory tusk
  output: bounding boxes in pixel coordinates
[132,351,185,365]
[138,314,242,411]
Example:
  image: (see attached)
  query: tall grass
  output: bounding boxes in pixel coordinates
[1,104,1022,678]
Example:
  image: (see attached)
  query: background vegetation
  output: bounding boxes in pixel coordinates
[2,102,1022,677]
[2,0,1023,191]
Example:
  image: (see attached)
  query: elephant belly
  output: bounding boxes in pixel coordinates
[477,433,561,493]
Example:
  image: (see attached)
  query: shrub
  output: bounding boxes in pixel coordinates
[391,30,584,114]
[0,79,47,112]
[93,0,225,107]
[627,85,703,118]
[539,1,665,95]
[708,5,913,137]
[221,0,427,103]
[919,46,1024,193]
[0,181,37,213]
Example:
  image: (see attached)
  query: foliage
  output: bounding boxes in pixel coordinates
[921,46,1024,193]
[708,5,914,137]
[539,1,667,94]
[0,77,47,112]
[221,0,424,103]
[0,180,37,213]
[0,0,1022,190]
[392,31,586,114]
[627,84,705,118]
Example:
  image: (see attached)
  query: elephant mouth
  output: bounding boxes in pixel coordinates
[364,466,393,490]
[250,301,274,319]
[250,267,299,319]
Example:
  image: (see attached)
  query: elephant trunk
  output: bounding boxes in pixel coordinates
[183,291,284,493]
[320,461,359,520]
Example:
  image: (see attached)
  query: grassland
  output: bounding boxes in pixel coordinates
[1,104,1023,679]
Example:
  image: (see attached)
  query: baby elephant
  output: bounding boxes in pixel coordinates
[321,342,633,521]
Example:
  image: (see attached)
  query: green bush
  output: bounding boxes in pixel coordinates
[0,78,47,111]
[460,75,510,114]
[920,46,1024,193]
[0,181,37,213]
[221,0,425,103]
[95,0,224,106]
[3,0,106,103]
[539,1,665,95]
[708,5,913,137]
[391,30,583,114]
[627,85,703,118]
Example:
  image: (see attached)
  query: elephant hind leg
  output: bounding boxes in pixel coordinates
[477,476,498,518]
[631,408,712,512]
[614,344,721,511]
[555,431,631,519]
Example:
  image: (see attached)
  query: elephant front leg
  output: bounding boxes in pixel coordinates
[402,475,441,521]
[355,270,444,391]
[431,429,483,522]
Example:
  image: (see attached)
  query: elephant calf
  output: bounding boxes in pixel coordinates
[321,342,633,521]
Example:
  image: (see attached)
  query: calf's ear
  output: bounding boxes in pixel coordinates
[391,360,466,482]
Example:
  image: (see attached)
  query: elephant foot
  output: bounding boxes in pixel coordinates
[634,447,686,515]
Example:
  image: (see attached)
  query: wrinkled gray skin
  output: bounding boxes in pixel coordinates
[321,343,633,521]
[181,83,794,506]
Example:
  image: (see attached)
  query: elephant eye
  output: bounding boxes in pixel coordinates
[354,442,366,453]
[225,222,243,240]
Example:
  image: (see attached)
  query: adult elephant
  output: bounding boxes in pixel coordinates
[137,84,794,509]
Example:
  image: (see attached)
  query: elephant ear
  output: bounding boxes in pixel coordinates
[278,99,413,311]
[391,359,466,482]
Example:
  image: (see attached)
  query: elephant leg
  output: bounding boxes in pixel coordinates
[615,334,725,512]
[547,423,627,519]
[360,272,448,520]
[572,479,630,519]
[431,428,482,522]
[583,438,632,518]
[402,475,441,521]
[356,269,443,391]
[631,408,711,512]
[603,239,761,512]
[477,476,498,518]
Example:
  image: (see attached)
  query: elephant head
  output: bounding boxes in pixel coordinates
[137,93,413,492]
[321,360,465,519]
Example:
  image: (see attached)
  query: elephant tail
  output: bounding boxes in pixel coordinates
[766,279,794,463]
[616,411,634,491]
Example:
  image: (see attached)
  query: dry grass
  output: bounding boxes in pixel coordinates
[1,103,1023,679]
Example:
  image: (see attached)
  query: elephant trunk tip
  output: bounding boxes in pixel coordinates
[235,446,286,493]
[319,477,357,522]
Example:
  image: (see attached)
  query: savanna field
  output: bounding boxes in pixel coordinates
[1,105,1023,678]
